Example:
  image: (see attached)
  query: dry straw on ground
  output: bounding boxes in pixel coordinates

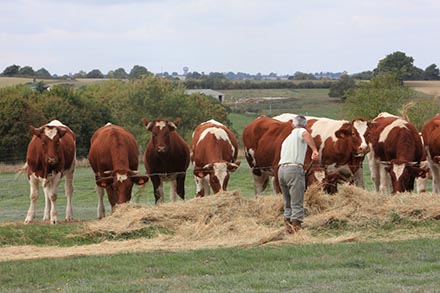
[1,185,440,261]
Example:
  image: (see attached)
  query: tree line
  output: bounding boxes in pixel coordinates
[0,76,229,163]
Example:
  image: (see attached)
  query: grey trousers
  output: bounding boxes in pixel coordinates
[278,165,305,222]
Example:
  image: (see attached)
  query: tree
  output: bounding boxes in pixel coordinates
[129,65,150,79]
[424,64,440,80]
[328,74,356,101]
[86,69,104,78]
[2,64,20,76]
[113,67,128,79]
[35,68,51,78]
[18,66,35,77]
[343,74,416,120]
[374,51,417,81]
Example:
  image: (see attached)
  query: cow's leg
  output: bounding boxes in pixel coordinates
[151,176,164,204]
[203,175,210,196]
[170,179,178,202]
[353,167,364,188]
[43,186,51,221]
[379,165,391,194]
[25,175,40,224]
[176,173,186,200]
[44,173,62,224]
[253,173,269,197]
[64,170,74,222]
[96,185,106,219]
[368,153,380,192]
[431,163,440,194]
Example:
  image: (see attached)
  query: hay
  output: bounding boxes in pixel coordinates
[1,186,440,261]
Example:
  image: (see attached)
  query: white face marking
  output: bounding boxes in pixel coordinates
[392,163,406,182]
[248,148,256,166]
[116,173,128,182]
[156,121,167,130]
[213,162,228,187]
[198,127,235,156]
[44,128,58,139]
[353,120,369,149]
[47,120,65,127]
[314,170,326,183]
[379,119,408,143]
[105,122,112,127]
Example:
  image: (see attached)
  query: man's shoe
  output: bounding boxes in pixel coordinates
[284,218,294,234]
[292,220,302,232]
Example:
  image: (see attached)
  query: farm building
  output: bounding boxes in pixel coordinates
[185,89,225,103]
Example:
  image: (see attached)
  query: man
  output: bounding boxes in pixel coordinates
[278,115,319,233]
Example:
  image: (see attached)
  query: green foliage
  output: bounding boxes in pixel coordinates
[129,65,151,79]
[343,74,416,120]
[424,64,440,80]
[86,69,104,78]
[35,68,51,78]
[2,64,20,76]
[404,99,440,131]
[328,74,357,100]
[375,51,418,81]
[18,66,35,77]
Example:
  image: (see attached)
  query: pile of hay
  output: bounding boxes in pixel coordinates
[84,184,440,247]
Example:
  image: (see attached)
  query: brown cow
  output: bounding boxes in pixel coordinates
[23,120,76,224]
[368,112,425,193]
[142,117,190,204]
[243,114,371,196]
[88,123,149,218]
[191,119,241,196]
[421,115,440,193]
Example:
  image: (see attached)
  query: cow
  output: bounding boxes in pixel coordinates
[368,112,425,193]
[243,114,371,196]
[191,119,241,197]
[23,120,76,224]
[88,123,149,219]
[421,114,440,193]
[142,117,190,204]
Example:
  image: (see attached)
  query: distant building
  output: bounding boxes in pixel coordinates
[185,89,225,103]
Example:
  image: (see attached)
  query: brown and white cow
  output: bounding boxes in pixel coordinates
[191,119,241,196]
[368,112,425,193]
[142,117,190,204]
[23,120,76,224]
[421,114,440,193]
[88,123,149,218]
[243,114,371,196]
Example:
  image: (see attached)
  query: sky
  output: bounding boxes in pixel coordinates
[0,0,439,76]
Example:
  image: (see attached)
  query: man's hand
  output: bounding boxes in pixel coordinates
[311,150,319,161]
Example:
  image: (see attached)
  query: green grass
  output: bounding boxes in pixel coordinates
[1,238,440,292]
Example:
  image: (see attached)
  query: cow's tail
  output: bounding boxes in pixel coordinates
[15,163,28,179]
[401,101,416,122]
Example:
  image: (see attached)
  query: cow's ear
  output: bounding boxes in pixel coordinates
[173,117,182,127]
[96,177,113,187]
[57,128,67,138]
[227,161,241,172]
[30,126,44,137]
[142,118,154,131]
[335,129,351,139]
[131,175,149,185]
[194,167,207,178]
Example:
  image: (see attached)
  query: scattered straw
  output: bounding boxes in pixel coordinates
[2,185,440,261]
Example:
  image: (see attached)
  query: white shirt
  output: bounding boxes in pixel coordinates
[278,128,307,165]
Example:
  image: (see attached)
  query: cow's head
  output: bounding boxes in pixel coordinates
[31,125,67,167]
[95,170,149,205]
[383,159,427,193]
[142,117,180,154]
[194,161,241,193]
[335,119,371,156]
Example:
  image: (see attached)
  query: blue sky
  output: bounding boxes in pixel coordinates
[1,0,439,76]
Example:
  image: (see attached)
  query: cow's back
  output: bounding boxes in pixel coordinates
[191,120,238,165]
[89,124,139,173]
[422,115,440,156]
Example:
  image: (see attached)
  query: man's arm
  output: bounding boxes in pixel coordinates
[302,131,319,161]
